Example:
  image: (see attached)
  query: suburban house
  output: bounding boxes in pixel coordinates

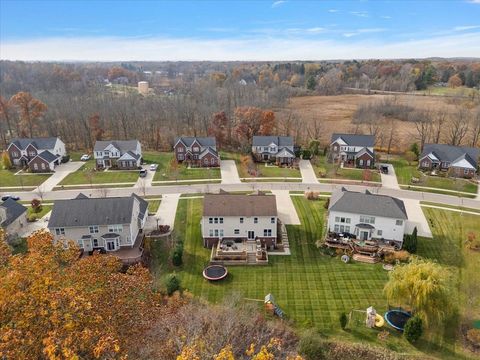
[47,193,148,263]
[173,136,220,167]
[419,143,478,178]
[0,199,27,237]
[329,133,375,168]
[7,137,67,172]
[201,192,278,250]
[94,140,142,169]
[251,136,295,164]
[327,188,408,246]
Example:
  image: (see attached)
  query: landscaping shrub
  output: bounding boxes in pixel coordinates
[466,232,480,251]
[165,273,180,295]
[171,242,183,266]
[61,155,70,163]
[325,341,399,360]
[323,198,330,209]
[339,312,348,330]
[305,191,319,200]
[298,331,326,360]
[403,227,418,253]
[27,214,37,222]
[31,198,42,213]
[466,328,480,347]
[301,149,312,159]
[404,316,423,343]
[410,143,420,159]
[384,250,410,264]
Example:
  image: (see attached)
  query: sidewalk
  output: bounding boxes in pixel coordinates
[33,161,84,192]
[299,160,319,184]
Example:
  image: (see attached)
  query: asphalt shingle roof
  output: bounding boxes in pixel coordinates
[420,144,478,168]
[329,189,407,220]
[9,137,58,150]
[252,136,293,147]
[0,198,27,227]
[48,193,148,228]
[35,150,58,163]
[330,133,375,147]
[93,140,140,153]
[203,193,277,217]
[175,137,217,147]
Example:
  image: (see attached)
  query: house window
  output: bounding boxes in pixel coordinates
[263,229,272,237]
[366,160,371,166]
[178,154,184,160]
[214,229,219,237]
[55,228,65,235]
[335,216,340,222]
[359,159,364,166]
[214,218,218,224]
[193,146,199,152]
[360,216,375,224]
[334,145,338,151]
[108,224,123,233]
[271,217,275,224]
[254,217,258,224]
[211,158,215,165]
[204,158,209,164]
[334,225,339,232]
[339,225,345,232]
[396,220,403,226]
[270,147,275,152]
[33,163,38,170]
[377,230,383,236]
[41,163,46,170]
[209,218,213,224]
[345,226,350,233]
[177,147,184,152]
[240,217,244,223]
[93,238,98,247]
[219,217,224,224]
[234,229,240,235]
[209,229,213,236]
[29,151,36,156]
[106,241,116,251]
[219,229,224,237]
[422,161,428,167]
[464,168,470,175]
[89,225,99,234]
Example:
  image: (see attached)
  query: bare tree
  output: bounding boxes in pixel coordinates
[448,107,470,146]
[410,110,432,151]
[34,185,46,202]
[470,106,480,147]
[386,119,398,154]
[432,109,447,144]
[98,187,109,198]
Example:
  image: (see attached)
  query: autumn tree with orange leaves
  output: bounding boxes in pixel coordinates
[208,111,229,148]
[234,107,275,146]
[10,91,47,137]
[89,112,105,144]
[0,230,162,359]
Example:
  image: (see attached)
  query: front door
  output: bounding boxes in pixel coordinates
[83,239,93,252]
[106,240,116,251]
[361,231,369,241]
[248,231,255,240]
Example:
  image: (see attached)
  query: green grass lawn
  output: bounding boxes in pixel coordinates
[147,200,161,214]
[145,151,221,182]
[312,155,381,182]
[0,170,51,189]
[420,201,480,214]
[158,197,480,359]
[385,158,478,194]
[27,204,52,221]
[59,160,139,185]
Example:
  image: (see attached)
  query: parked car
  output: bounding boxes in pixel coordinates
[380,165,389,174]
[80,154,91,161]
[1,195,20,201]
[149,164,158,171]
[139,169,147,178]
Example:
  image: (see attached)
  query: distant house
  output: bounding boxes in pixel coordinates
[201,192,278,249]
[327,188,408,246]
[0,199,27,237]
[251,136,295,165]
[173,137,219,167]
[329,133,375,168]
[47,193,148,263]
[419,143,478,178]
[94,140,142,169]
[7,137,66,173]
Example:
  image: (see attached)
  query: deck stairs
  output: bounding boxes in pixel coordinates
[353,254,380,264]
[280,223,289,249]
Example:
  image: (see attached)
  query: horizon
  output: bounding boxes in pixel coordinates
[1,0,480,61]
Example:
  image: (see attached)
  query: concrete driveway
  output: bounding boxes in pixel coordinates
[220,160,241,184]
[380,164,400,190]
[299,160,319,184]
[134,165,154,190]
[271,190,301,225]
[145,193,180,231]
[33,161,84,192]
[402,198,432,238]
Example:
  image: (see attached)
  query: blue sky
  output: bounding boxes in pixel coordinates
[1,0,480,60]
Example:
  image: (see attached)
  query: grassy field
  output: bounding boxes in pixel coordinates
[159,197,480,359]
[144,151,221,182]
[59,159,139,185]
[420,201,480,214]
[0,170,51,189]
[311,155,381,182]
[415,86,480,97]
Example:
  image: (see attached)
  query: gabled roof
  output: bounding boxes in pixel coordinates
[329,189,407,220]
[29,150,58,164]
[276,147,295,157]
[420,144,478,168]
[9,137,59,150]
[252,136,294,147]
[203,192,277,217]
[93,140,140,153]
[330,133,375,147]
[118,151,141,161]
[198,147,218,158]
[48,193,148,228]
[175,136,216,148]
[0,198,27,227]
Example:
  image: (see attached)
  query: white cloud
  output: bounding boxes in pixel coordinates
[328,9,339,13]
[1,32,479,61]
[380,15,392,19]
[453,25,480,31]
[343,28,386,37]
[467,0,480,3]
[306,27,325,33]
[272,1,286,8]
[350,11,369,18]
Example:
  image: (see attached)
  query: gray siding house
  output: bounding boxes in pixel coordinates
[329,133,375,168]
[419,144,478,178]
[0,199,27,237]
[251,136,295,164]
[93,140,142,169]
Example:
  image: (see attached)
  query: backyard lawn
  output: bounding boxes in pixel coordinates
[0,170,51,189]
[58,159,139,185]
[158,197,480,359]
[144,151,221,182]
[312,155,381,182]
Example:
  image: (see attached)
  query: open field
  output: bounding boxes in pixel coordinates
[311,155,381,182]
[160,197,480,359]
[0,170,51,189]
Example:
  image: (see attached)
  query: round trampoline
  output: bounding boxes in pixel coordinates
[203,265,228,281]
[384,310,412,331]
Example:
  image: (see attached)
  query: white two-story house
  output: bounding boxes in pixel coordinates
[329,133,375,168]
[7,137,67,172]
[94,140,142,169]
[47,193,148,263]
[327,188,408,246]
[201,192,278,249]
[252,136,295,165]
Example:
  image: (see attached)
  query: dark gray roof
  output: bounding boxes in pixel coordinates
[48,193,148,228]
[0,198,27,227]
[329,189,407,220]
[119,151,141,161]
[9,137,59,150]
[331,133,375,147]
[93,140,140,153]
[33,150,58,163]
[252,136,294,147]
[420,144,478,168]
[175,137,216,147]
